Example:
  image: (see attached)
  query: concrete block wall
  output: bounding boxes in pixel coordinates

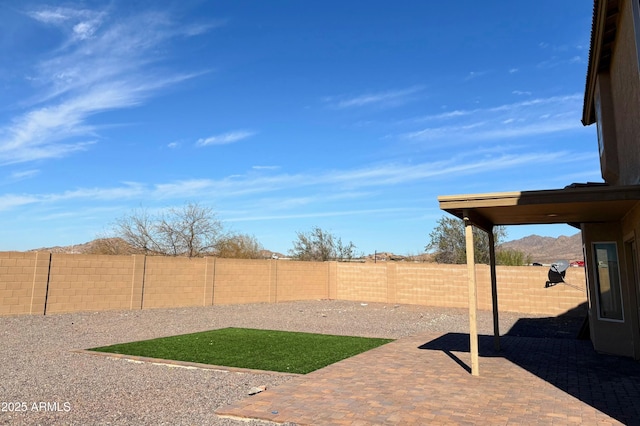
[143,256,208,309]
[394,263,469,309]
[335,262,587,315]
[489,266,587,315]
[337,263,388,303]
[45,254,138,314]
[0,252,48,315]
[275,261,328,302]
[0,252,587,316]
[212,258,271,305]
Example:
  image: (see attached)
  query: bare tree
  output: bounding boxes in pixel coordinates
[86,237,136,255]
[289,227,360,261]
[159,203,222,257]
[113,208,163,255]
[112,203,223,257]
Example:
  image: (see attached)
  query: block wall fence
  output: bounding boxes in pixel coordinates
[0,252,587,317]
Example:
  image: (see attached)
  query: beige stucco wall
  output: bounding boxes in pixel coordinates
[622,202,640,358]
[582,221,638,358]
[609,0,640,185]
[583,0,640,359]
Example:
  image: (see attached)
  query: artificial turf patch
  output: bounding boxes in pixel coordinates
[89,328,393,374]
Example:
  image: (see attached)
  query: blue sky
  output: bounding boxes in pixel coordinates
[1,1,600,255]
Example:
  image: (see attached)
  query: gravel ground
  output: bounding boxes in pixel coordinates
[0,300,583,425]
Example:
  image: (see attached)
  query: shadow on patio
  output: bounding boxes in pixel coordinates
[420,308,640,425]
[217,303,640,425]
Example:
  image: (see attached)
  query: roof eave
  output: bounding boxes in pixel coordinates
[438,184,640,228]
[582,0,619,126]
[583,0,605,126]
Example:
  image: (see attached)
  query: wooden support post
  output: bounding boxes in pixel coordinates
[464,211,479,376]
[488,229,500,351]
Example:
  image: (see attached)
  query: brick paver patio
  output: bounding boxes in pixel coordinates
[217,332,640,425]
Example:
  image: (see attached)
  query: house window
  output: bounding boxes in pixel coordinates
[593,242,624,321]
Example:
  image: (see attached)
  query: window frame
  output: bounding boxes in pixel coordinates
[634,0,640,71]
[592,241,625,322]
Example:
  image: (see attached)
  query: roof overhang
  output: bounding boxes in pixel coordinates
[582,0,620,125]
[438,184,640,232]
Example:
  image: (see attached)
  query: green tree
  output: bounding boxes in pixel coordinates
[215,233,264,259]
[289,227,360,261]
[495,248,532,266]
[425,216,507,264]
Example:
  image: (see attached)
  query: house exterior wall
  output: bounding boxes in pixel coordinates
[582,222,639,357]
[622,202,640,358]
[583,0,640,359]
[607,0,640,185]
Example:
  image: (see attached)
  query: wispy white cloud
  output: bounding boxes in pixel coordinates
[512,90,532,96]
[182,20,227,36]
[27,6,98,26]
[399,94,585,144]
[0,149,590,212]
[252,165,280,170]
[325,86,424,109]
[0,5,216,166]
[225,207,414,222]
[47,182,147,202]
[0,181,147,211]
[402,110,470,124]
[0,194,40,211]
[72,20,99,40]
[0,72,200,165]
[0,169,40,185]
[534,39,585,68]
[537,55,585,69]
[9,169,40,181]
[196,130,256,147]
[464,71,489,81]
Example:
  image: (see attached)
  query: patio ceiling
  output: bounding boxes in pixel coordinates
[438,184,640,232]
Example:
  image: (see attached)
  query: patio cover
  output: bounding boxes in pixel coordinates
[437,183,640,376]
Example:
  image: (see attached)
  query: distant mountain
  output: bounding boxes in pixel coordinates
[29,238,135,255]
[27,239,286,259]
[499,232,583,264]
[23,234,582,265]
